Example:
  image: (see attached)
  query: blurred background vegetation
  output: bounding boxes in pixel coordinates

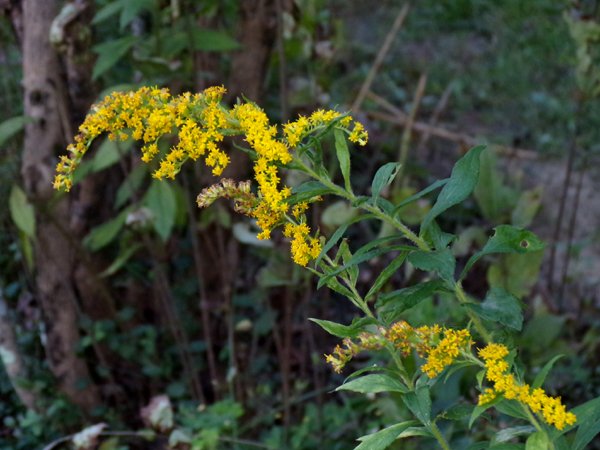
[0,0,599,449]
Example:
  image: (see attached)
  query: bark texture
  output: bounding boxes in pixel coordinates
[228,0,277,102]
[21,0,99,412]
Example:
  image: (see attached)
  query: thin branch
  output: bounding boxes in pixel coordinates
[182,173,220,397]
[548,103,580,300]
[366,93,538,160]
[417,80,454,154]
[558,163,586,305]
[351,3,410,112]
[394,72,427,189]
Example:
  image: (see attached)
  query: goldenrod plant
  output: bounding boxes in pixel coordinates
[55,86,599,450]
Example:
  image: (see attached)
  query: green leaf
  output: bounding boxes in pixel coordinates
[354,421,417,450]
[469,395,503,428]
[317,238,413,289]
[309,317,375,339]
[9,185,35,238]
[84,209,128,251]
[495,400,529,421]
[308,267,354,298]
[191,28,240,52]
[532,355,563,389]
[571,396,600,450]
[397,426,433,439]
[474,148,516,223]
[521,313,565,354]
[487,251,544,298]
[402,387,432,425]
[115,164,147,209]
[392,178,448,215]
[377,280,446,324]
[337,374,408,394]
[338,240,359,287]
[462,225,545,278]
[371,162,401,201]
[525,431,549,450]
[92,0,124,24]
[408,248,456,283]
[145,180,177,242]
[289,181,334,204]
[120,0,154,29]
[334,129,352,193]
[92,138,128,172]
[317,215,368,264]
[365,252,408,301]
[421,145,486,232]
[511,187,543,228]
[321,201,358,229]
[494,426,536,444]
[93,36,138,79]
[465,287,523,331]
[99,244,142,277]
[441,403,473,421]
[423,220,455,250]
[0,116,32,147]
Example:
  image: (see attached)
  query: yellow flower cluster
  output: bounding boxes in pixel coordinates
[325,321,471,377]
[421,328,472,378]
[55,85,369,267]
[283,223,322,266]
[478,343,576,430]
[283,109,368,147]
[54,86,231,190]
[232,103,292,240]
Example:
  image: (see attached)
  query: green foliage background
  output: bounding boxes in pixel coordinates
[1,1,599,449]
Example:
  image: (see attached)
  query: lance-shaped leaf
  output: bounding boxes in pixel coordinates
[402,386,432,425]
[354,421,417,450]
[421,145,486,233]
[377,280,447,324]
[337,373,408,394]
[464,287,524,331]
[309,317,377,339]
[371,162,401,202]
[334,129,353,193]
[408,248,456,284]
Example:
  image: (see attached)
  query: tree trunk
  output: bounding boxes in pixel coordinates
[228,0,277,102]
[21,0,99,412]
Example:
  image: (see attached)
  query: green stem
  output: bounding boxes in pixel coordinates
[454,282,493,343]
[295,157,430,251]
[384,342,413,388]
[521,404,555,449]
[430,422,452,450]
[318,256,374,318]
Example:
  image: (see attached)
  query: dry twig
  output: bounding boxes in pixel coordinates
[351,3,410,112]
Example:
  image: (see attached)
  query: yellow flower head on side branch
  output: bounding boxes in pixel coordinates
[325,321,471,377]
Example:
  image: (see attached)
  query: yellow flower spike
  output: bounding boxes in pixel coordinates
[54,84,373,267]
[283,221,322,266]
[478,343,576,430]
